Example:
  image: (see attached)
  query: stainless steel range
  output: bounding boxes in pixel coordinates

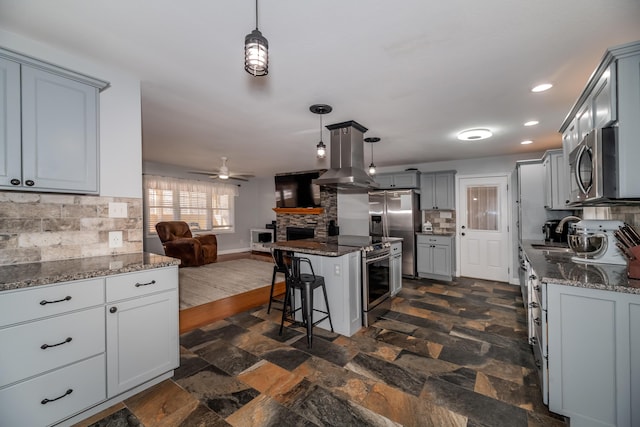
[338,235,392,326]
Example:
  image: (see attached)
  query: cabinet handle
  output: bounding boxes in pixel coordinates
[534,359,541,369]
[529,275,537,280]
[25,180,35,186]
[10,178,20,186]
[41,388,73,405]
[40,296,72,306]
[534,285,541,291]
[41,337,72,350]
[534,317,541,326]
[135,279,156,287]
[530,337,538,345]
[109,306,117,313]
[529,302,539,308]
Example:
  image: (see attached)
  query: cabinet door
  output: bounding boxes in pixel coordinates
[0,57,21,188]
[542,155,552,209]
[420,174,435,210]
[375,174,395,189]
[393,172,419,189]
[431,244,451,277]
[21,65,99,193]
[434,173,454,210]
[592,63,617,129]
[551,152,571,209]
[576,101,592,142]
[106,290,179,397]
[416,243,432,274]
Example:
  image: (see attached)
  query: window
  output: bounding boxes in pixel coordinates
[144,175,239,235]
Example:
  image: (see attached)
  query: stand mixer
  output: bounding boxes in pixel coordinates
[568,220,627,265]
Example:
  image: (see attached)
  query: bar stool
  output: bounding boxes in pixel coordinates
[267,249,291,314]
[279,255,334,348]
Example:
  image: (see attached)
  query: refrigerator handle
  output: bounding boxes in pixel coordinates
[383,200,390,238]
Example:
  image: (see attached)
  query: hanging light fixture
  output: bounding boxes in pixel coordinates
[309,104,332,159]
[244,0,269,76]
[364,137,380,175]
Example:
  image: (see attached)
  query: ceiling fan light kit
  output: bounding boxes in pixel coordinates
[364,137,380,175]
[310,104,332,159]
[457,128,493,141]
[244,0,269,76]
[189,156,255,182]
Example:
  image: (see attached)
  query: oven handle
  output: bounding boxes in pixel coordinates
[365,252,391,263]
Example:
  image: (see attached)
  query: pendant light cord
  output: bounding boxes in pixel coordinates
[255,0,259,30]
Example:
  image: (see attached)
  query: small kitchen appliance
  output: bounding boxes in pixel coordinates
[422,221,433,233]
[568,220,626,265]
[542,219,570,243]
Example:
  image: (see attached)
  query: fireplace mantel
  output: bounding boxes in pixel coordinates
[273,207,324,215]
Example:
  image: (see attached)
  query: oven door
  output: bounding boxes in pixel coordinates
[362,251,391,327]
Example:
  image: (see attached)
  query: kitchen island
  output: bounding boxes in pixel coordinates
[0,253,180,427]
[270,236,402,337]
[521,241,639,427]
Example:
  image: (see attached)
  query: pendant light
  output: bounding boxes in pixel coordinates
[244,0,269,76]
[365,137,380,175]
[310,104,332,159]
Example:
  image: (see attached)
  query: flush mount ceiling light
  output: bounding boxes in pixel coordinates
[521,140,533,145]
[531,83,552,93]
[364,137,380,175]
[457,128,493,141]
[244,0,269,76]
[310,104,332,159]
[524,120,539,126]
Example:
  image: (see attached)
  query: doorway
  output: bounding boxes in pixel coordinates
[457,175,510,282]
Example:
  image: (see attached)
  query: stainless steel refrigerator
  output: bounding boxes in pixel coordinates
[369,189,421,277]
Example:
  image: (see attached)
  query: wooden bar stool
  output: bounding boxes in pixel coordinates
[279,255,333,348]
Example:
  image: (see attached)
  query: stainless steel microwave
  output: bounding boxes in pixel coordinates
[568,127,617,205]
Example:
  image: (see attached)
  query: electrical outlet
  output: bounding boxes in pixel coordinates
[108,202,128,218]
[109,231,123,248]
[334,264,340,276]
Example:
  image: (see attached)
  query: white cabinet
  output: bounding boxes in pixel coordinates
[0,278,106,427]
[546,284,640,427]
[390,241,402,296]
[542,150,571,210]
[420,171,456,210]
[250,228,274,252]
[105,268,179,397]
[416,234,454,281]
[375,171,420,189]
[0,265,179,427]
[0,48,108,194]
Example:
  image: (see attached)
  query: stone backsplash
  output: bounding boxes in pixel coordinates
[275,187,337,241]
[422,210,457,234]
[0,191,143,265]
[608,205,640,228]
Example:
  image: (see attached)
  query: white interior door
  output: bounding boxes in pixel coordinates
[458,175,510,282]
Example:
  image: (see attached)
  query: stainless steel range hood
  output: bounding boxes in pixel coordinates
[313,120,379,189]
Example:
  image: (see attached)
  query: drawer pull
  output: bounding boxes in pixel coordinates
[534,285,541,291]
[529,302,539,308]
[535,359,541,369]
[40,296,72,305]
[134,279,156,288]
[41,388,73,405]
[534,317,541,326]
[530,337,538,345]
[41,337,72,350]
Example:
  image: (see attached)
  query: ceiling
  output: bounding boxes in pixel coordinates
[2,1,640,179]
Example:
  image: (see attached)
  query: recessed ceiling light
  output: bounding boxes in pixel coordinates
[521,140,533,145]
[457,128,493,141]
[531,83,553,93]
[524,120,539,126]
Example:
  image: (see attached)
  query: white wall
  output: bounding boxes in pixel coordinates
[0,29,142,198]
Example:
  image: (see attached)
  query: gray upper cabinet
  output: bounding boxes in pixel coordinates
[420,171,455,210]
[542,149,571,210]
[374,170,420,189]
[0,48,108,194]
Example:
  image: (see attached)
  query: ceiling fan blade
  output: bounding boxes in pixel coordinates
[189,170,221,176]
[228,176,249,182]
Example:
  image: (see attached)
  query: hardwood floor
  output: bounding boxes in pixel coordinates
[179,251,284,334]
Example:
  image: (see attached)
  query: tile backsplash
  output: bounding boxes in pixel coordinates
[0,191,143,265]
[422,210,457,234]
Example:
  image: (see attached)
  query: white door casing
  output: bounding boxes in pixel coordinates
[457,175,510,282]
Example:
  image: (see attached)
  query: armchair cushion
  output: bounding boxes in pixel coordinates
[155,221,217,267]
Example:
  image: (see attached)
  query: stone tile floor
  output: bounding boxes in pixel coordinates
[77,277,568,427]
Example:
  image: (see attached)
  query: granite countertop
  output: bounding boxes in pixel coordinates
[521,240,640,294]
[0,252,180,292]
[269,236,403,257]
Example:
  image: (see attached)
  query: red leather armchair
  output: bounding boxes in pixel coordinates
[155,221,218,267]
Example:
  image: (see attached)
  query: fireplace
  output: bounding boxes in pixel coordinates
[286,227,315,241]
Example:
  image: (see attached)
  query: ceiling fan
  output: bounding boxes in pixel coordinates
[190,157,255,182]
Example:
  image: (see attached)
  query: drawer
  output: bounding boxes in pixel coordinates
[0,307,105,387]
[416,234,451,246]
[0,354,106,427]
[106,267,178,302]
[0,278,104,326]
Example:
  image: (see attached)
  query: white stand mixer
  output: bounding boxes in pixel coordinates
[568,220,627,265]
